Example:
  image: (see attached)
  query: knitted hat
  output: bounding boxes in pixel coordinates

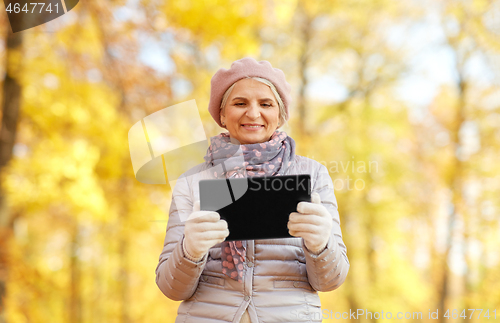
[208,57,292,128]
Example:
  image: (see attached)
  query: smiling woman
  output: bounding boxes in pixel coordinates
[155,57,350,323]
[220,78,282,145]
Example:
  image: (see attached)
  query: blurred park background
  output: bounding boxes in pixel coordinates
[0,0,499,322]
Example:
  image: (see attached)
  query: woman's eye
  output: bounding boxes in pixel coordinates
[234,102,272,107]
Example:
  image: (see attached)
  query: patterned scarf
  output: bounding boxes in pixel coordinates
[203,130,296,283]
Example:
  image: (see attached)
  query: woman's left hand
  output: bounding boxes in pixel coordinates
[288,192,332,254]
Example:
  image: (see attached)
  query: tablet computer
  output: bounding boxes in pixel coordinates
[199,174,311,241]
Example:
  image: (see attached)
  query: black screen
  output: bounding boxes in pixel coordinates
[199,174,311,241]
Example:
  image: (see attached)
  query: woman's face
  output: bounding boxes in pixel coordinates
[220,78,280,145]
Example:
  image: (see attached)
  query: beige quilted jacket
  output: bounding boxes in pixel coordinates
[155,155,350,322]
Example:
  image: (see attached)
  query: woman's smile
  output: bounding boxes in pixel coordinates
[241,123,265,131]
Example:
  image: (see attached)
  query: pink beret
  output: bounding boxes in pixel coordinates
[208,57,292,127]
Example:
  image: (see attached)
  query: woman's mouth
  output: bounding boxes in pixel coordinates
[241,124,264,130]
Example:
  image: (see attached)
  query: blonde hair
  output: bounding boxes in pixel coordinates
[219,77,287,127]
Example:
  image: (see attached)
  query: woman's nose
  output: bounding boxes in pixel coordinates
[245,103,260,119]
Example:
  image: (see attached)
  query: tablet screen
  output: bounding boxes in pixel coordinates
[199,175,311,241]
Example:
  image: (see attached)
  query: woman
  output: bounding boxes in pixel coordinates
[155,57,349,323]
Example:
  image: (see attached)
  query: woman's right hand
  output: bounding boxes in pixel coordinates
[183,201,229,260]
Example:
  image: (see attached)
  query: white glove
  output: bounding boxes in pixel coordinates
[183,201,229,260]
[288,192,332,254]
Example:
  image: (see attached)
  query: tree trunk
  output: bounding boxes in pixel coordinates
[438,74,467,323]
[295,0,312,138]
[118,173,131,323]
[0,29,24,323]
[69,222,82,323]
